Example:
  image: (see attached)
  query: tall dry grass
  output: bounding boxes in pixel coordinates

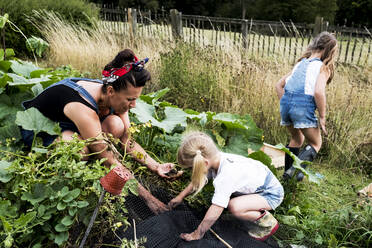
[36,11,372,169]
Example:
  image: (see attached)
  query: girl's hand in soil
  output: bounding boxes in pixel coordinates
[180,230,203,241]
[168,196,183,209]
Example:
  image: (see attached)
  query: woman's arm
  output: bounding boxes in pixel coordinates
[275,72,290,100]
[64,103,169,213]
[168,183,194,209]
[180,204,224,241]
[119,112,180,178]
[314,68,329,135]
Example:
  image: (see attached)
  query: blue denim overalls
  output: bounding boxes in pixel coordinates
[21,78,102,147]
[280,58,321,129]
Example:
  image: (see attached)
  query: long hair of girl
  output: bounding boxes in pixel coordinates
[191,152,208,196]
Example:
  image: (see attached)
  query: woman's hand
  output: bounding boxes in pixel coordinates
[146,196,169,215]
[168,196,183,209]
[180,230,203,241]
[156,163,183,179]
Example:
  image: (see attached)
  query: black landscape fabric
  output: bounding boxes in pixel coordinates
[103,187,279,248]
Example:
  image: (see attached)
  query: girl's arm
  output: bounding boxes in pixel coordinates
[314,68,329,135]
[119,112,181,179]
[180,204,224,241]
[275,72,291,100]
[168,182,194,209]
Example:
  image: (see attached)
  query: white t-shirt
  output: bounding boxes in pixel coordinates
[210,152,275,208]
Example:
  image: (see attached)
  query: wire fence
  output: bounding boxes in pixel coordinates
[97,4,372,66]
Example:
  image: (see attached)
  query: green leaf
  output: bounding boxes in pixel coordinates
[26,36,49,57]
[61,216,73,226]
[0,216,12,233]
[0,160,13,183]
[131,99,189,133]
[140,87,170,104]
[0,200,18,218]
[55,222,69,231]
[68,208,77,216]
[315,233,323,244]
[30,68,52,78]
[0,49,15,61]
[288,206,302,216]
[54,231,68,245]
[0,123,22,143]
[38,205,46,217]
[63,189,80,202]
[274,144,320,184]
[15,107,61,135]
[31,83,44,97]
[10,60,40,78]
[14,212,36,230]
[0,73,12,89]
[277,215,297,226]
[21,184,50,205]
[57,202,67,210]
[124,179,138,196]
[248,150,272,167]
[0,60,12,72]
[0,13,9,29]
[296,230,305,240]
[76,201,89,208]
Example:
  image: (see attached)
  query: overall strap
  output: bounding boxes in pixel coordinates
[48,78,99,112]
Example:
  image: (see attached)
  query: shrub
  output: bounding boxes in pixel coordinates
[0,0,99,58]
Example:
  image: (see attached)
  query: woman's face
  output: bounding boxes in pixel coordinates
[108,83,143,114]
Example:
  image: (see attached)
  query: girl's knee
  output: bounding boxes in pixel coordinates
[227,199,241,217]
[102,115,125,138]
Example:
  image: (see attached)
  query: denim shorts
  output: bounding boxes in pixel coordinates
[257,172,284,210]
[280,92,318,129]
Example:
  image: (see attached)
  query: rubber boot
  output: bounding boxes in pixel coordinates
[248,210,279,241]
[296,144,317,181]
[283,145,300,180]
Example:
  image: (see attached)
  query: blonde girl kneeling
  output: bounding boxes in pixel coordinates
[168,132,284,241]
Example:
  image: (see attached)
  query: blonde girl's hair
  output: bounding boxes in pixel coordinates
[177,132,220,195]
[298,31,338,84]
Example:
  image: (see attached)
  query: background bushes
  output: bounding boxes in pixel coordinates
[0,0,99,58]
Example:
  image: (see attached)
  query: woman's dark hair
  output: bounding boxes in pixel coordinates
[102,49,151,93]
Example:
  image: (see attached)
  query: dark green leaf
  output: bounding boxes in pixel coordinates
[26,37,49,57]
[57,202,67,211]
[0,200,18,218]
[55,223,69,232]
[54,231,68,245]
[248,151,272,167]
[21,184,50,205]
[61,216,73,226]
[76,201,89,208]
[14,212,36,229]
[0,61,12,72]
[0,49,15,61]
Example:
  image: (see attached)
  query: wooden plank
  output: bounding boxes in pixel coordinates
[350,32,358,64]
[365,38,371,66]
[344,33,352,63]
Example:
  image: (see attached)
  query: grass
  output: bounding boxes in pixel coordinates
[34,12,372,247]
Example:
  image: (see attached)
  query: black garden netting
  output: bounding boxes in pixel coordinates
[102,184,279,248]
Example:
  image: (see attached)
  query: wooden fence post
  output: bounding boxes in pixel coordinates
[313,16,324,36]
[170,9,183,39]
[128,8,137,38]
[242,20,248,48]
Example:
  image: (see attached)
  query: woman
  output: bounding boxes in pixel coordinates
[21,49,176,213]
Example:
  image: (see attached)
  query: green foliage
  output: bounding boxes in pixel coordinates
[26,36,49,57]
[157,44,219,112]
[0,139,108,246]
[0,0,99,57]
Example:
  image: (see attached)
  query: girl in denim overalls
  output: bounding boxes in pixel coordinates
[275,32,338,181]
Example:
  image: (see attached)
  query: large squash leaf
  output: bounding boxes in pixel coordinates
[15,107,60,135]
